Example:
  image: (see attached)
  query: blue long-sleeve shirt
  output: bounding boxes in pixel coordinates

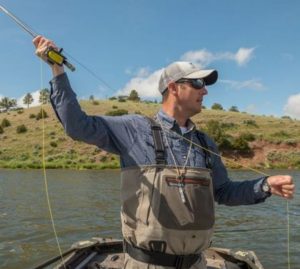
[49,73,269,206]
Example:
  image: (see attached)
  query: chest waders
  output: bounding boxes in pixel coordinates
[121,119,215,269]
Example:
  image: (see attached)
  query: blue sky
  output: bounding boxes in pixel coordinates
[0,0,300,118]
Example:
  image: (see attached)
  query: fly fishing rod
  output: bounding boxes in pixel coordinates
[0,4,75,71]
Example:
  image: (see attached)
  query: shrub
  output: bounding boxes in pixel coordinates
[211,103,223,110]
[105,109,128,116]
[272,130,290,138]
[220,122,237,129]
[109,96,117,100]
[1,118,11,127]
[50,141,58,147]
[17,110,24,114]
[239,132,256,142]
[36,109,48,120]
[16,124,27,133]
[281,115,292,120]
[229,106,239,112]
[205,120,232,150]
[0,126,3,134]
[243,119,258,128]
[118,99,126,103]
[112,105,118,109]
[92,100,99,105]
[29,113,36,119]
[232,136,250,151]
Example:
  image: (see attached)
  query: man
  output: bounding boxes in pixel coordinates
[33,36,295,269]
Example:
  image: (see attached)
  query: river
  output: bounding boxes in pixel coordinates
[0,169,299,269]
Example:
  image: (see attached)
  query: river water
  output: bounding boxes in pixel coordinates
[0,169,299,269]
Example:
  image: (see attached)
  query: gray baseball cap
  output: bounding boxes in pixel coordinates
[158,61,218,94]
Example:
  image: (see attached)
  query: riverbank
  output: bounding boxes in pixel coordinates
[1,100,300,169]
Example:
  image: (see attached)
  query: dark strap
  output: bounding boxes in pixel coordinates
[148,117,167,165]
[124,240,200,269]
[196,132,213,169]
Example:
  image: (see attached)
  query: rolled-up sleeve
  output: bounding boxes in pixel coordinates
[49,73,137,155]
[205,136,269,205]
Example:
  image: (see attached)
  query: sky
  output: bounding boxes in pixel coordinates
[0,0,300,118]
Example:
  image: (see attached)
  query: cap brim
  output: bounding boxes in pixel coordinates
[183,69,218,85]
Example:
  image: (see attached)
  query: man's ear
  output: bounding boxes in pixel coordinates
[167,82,178,96]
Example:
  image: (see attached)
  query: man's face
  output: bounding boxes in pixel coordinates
[176,80,208,116]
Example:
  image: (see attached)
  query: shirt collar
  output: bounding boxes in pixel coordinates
[156,109,196,133]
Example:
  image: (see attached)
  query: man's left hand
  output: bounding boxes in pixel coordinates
[267,175,295,199]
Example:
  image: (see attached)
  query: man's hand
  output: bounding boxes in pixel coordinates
[33,35,64,76]
[267,175,295,199]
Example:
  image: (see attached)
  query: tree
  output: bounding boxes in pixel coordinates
[0,97,17,112]
[39,88,50,104]
[211,103,223,110]
[23,93,34,108]
[89,95,94,102]
[128,90,140,102]
[229,106,239,112]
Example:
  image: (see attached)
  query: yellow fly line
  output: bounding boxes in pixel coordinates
[40,60,66,269]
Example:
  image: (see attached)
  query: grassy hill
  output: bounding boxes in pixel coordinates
[0,99,300,169]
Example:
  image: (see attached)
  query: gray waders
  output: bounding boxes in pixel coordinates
[121,119,215,269]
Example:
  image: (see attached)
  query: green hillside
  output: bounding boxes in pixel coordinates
[0,100,300,169]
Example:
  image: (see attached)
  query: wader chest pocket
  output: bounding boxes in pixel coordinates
[155,174,215,230]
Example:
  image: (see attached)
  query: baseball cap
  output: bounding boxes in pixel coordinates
[158,61,218,94]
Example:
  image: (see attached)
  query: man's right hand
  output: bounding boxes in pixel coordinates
[33,35,65,76]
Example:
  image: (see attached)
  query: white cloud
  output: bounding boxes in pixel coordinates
[116,68,163,99]
[17,90,41,108]
[245,104,257,114]
[221,79,266,91]
[234,48,255,66]
[118,47,256,98]
[284,93,300,119]
[181,47,255,67]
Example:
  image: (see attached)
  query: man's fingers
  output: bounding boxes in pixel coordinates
[282,184,295,191]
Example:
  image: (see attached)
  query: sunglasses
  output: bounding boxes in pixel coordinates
[176,78,206,89]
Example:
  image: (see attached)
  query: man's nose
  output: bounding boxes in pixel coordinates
[201,86,208,95]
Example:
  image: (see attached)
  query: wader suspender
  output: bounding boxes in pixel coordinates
[149,117,213,168]
[148,118,167,165]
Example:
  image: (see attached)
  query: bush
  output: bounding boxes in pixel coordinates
[1,118,11,127]
[0,126,3,134]
[232,136,250,151]
[105,109,128,116]
[229,106,239,112]
[92,100,99,105]
[239,132,256,142]
[205,120,232,150]
[243,119,258,128]
[36,109,48,120]
[29,113,36,119]
[112,105,118,109]
[50,141,58,147]
[109,96,117,100]
[211,103,223,110]
[281,115,292,120]
[16,124,27,133]
[220,122,237,129]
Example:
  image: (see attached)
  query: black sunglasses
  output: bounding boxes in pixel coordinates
[176,78,206,89]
